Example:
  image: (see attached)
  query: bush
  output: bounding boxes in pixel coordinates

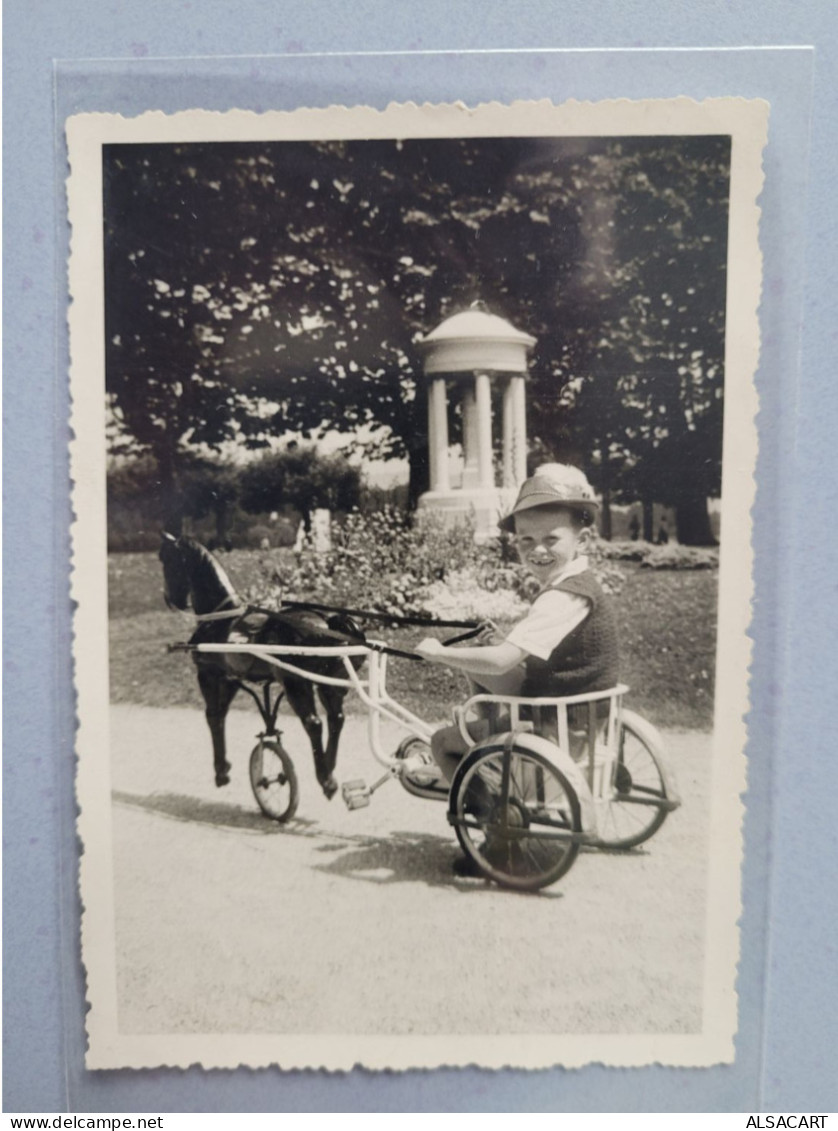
[238,508,625,622]
[600,540,719,570]
[242,523,276,550]
[107,527,162,554]
[598,539,658,562]
[421,569,530,622]
[640,545,719,570]
[239,446,361,518]
[262,507,499,617]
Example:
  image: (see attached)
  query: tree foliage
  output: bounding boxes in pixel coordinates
[238,446,361,528]
[104,134,729,542]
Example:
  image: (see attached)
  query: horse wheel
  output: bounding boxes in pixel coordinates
[592,718,670,850]
[450,744,582,892]
[249,739,299,823]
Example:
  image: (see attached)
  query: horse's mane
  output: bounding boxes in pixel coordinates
[178,536,239,604]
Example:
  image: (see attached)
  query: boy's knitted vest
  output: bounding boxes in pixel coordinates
[521,569,620,698]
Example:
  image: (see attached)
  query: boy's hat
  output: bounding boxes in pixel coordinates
[499,463,599,533]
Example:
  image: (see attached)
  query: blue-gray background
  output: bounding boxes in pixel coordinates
[3,0,835,1114]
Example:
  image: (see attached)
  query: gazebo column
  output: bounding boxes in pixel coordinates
[461,384,480,489]
[427,377,450,492]
[474,372,494,490]
[502,375,528,487]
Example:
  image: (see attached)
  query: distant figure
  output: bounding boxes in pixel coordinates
[629,513,640,541]
[657,517,669,545]
[312,508,332,553]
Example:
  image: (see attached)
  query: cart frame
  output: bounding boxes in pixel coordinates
[188,639,680,890]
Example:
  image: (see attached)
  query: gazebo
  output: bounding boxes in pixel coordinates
[416,305,536,538]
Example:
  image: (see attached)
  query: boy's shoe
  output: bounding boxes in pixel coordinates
[395,738,449,800]
[462,778,495,822]
[452,853,484,878]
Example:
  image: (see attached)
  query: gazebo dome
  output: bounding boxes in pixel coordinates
[417,308,536,375]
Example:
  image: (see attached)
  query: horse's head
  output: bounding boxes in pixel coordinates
[159,531,240,617]
[159,531,191,611]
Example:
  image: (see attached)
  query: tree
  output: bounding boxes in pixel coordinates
[107,453,239,539]
[512,140,729,543]
[106,454,170,545]
[104,135,730,540]
[179,462,240,545]
[238,446,362,531]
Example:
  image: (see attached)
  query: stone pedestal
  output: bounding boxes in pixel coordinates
[416,486,518,542]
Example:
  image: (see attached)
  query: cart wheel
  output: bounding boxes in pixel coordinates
[592,717,670,850]
[249,739,299,823]
[450,744,582,892]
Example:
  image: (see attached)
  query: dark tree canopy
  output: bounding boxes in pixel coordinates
[104,133,729,542]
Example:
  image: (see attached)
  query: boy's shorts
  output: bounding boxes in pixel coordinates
[432,698,611,781]
[431,711,512,784]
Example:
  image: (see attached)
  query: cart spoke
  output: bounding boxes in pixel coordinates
[453,746,583,891]
[591,719,671,849]
[249,740,299,824]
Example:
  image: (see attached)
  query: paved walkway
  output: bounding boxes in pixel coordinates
[108,704,711,1038]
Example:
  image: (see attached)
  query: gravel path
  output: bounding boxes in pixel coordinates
[110,703,711,1037]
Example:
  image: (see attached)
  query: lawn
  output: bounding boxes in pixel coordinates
[108,549,717,730]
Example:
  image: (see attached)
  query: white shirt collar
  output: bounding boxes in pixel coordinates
[539,554,589,594]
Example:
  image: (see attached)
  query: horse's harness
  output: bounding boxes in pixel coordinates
[192,596,248,622]
[187,594,486,661]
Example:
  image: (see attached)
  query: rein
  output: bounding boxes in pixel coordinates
[274,597,479,633]
[180,598,487,661]
[254,599,489,655]
[240,606,431,662]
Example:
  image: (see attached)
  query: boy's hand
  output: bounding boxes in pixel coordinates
[475,620,503,645]
[415,637,445,661]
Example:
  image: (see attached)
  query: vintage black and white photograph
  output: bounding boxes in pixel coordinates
[68,99,765,1069]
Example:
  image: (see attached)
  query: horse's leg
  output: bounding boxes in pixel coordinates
[198,669,238,787]
[317,684,348,783]
[284,676,336,800]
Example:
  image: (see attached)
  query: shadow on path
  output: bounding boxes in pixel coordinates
[112,790,562,895]
[313,829,563,899]
[580,843,651,858]
[112,789,318,835]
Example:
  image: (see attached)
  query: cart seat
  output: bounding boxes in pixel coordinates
[454,685,629,765]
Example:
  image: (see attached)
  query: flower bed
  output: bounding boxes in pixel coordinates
[244,509,627,622]
[600,540,719,570]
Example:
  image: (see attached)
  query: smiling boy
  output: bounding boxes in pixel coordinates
[415,464,620,788]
